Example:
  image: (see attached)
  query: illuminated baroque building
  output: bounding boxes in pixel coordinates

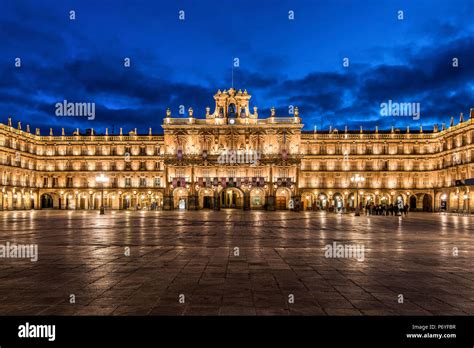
[0,88,473,213]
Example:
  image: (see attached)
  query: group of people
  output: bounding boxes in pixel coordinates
[133,202,160,210]
[365,202,409,216]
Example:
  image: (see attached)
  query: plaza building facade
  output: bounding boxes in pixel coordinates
[1,87,473,213]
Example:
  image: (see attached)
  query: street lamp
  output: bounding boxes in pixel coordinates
[95,173,109,214]
[350,174,365,216]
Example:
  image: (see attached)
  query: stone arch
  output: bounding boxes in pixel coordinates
[221,187,244,209]
[62,191,76,209]
[409,195,417,210]
[249,187,266,209]
[120,191,134,210]
[348,192,356,208]
[198,187,215,209]
[449,191,460,212]
[151,191,163,210]
[301,191,314,211]
[173,187,189,209]
[378,191,390,203]
[332,192,344,212]
[276,187,291,210]
[40,193,54,209]
[364,192,376,206]
[422,194,433,212]
[435,191,448,211]
[316,192,328,210]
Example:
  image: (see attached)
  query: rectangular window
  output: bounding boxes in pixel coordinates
[154,177,161,187]
[125,178,131,188]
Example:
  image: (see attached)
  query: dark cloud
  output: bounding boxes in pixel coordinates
[0,1,473,133]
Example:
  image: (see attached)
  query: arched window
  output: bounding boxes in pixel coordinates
[228,103,236,117]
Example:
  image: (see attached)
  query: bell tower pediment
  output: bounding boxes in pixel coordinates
[209,88,253,120]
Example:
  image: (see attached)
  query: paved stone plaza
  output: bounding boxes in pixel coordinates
[0,210,473,316]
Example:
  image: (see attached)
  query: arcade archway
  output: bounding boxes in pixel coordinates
[316,193,328,210]
[173,188,189,210]
[250,188,265,209]
[199,188,214,209]
[40,193,53,209]
[221,187,243,209]
[422,194,433,212]
[276,187,290,210]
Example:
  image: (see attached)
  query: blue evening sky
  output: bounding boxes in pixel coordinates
[0,0,473,133]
